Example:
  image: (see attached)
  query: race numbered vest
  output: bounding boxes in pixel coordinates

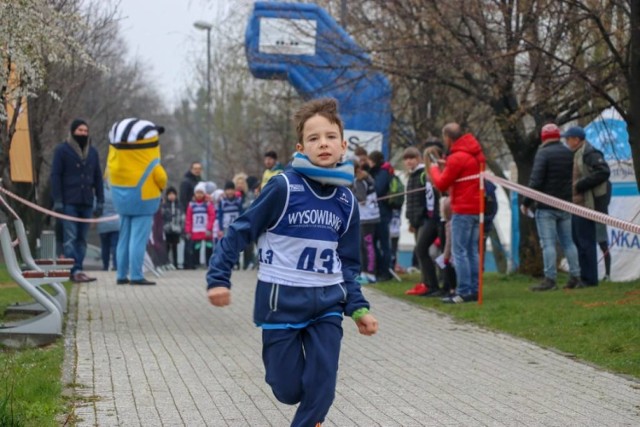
[218,197,242,230]
[257,172,356,287]
[188,201,210,234]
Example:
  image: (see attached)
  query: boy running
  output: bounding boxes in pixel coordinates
[206,98,378,427]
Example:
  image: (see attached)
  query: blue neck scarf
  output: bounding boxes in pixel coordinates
[291,152,354,187]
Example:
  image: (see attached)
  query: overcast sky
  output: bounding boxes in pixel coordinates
[117,0,232,107]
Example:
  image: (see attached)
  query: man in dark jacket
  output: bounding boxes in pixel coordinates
[564,126,611,287]
[179,161,202,210]
[179,161,202,269]
[50,119,104,282]
[521,124,582,291]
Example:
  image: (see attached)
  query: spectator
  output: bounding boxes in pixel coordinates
[260,150,284,190]
[179,162,203,210]
[185,182,216,268]
[161,187,183,269]
[352,161,380,283]
[217,180,243,239]
[430,123,485,304]
[596,184,612,281]
[404,145,442,297]
[206,97,377,426]
[438,196,457,296]
[97,177,119,271]
[180,162,202,269]
[50,118,104,283]
[520,124,582,291]
[367,150,394,281]
[563,126,611,287]
[354,146,370,171]
[107,118,168,285]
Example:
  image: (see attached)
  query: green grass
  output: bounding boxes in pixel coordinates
[0,263,71,427]
[372,272,640,378]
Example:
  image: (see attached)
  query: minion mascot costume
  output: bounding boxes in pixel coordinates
[107,118,168,285]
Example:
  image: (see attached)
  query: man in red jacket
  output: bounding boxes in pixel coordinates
[429,123,485,303]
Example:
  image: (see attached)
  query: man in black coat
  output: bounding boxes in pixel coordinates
[179,162,203,210]
[50,118,104,282]
[521,124,582,291]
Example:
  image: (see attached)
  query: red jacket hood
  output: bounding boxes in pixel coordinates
[450,133,486,163]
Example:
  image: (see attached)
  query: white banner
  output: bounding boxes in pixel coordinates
[605,196,640,281]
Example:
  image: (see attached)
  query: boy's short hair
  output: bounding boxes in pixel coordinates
[293,98,344,144]
[264,150,278,160]
[403,147,421,159]
[224,180,235,190]
[354,146,368,156]
[368,150,385,167]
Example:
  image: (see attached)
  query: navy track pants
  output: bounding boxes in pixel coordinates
[262,316,343,427]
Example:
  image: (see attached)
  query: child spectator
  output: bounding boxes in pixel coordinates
[389,208,402,272]
[438,196,457,296]
[352,161,380,283]
[217,180,243,238]
[161,187,183,269]
[207,97,378,426]
[97,178,119,271]
[185,182,215,268]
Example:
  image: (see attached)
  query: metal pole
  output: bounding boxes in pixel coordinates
[206,28,212,179]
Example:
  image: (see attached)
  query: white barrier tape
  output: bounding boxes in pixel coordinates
[375,173,479,202]
[482,173,640,235]
[0,186,119,224]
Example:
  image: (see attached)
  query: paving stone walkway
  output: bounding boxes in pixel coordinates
[68,270,640,426]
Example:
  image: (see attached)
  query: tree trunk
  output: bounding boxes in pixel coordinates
[629,0,640,193]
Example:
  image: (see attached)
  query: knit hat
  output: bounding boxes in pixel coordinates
[224,180,235,190]
[70,118,88,134]
[561,126,585,140]
[194,182,207,194]
[540,124,561,142]
[109,118,165,144]
[166,186,177,196]
[204,181,217,194]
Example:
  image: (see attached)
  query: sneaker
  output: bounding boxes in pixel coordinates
[530,278,558,291]
[422,288,443,297]
[116,278,130,285]
[441,293,478,304]
[377,272,393,282]
[563,276,585,289]
[405,283,428,295]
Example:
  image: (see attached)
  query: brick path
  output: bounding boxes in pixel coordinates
[68,270,640,426]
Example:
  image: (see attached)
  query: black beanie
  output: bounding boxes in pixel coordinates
[70,118,88,134]
[224,180,235,190]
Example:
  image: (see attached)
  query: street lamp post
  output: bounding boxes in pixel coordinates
[193,20,213,179]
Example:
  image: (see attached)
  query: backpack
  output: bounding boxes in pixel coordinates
[387,174,405,210]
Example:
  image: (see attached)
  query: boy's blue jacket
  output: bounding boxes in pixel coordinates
[207,171,369,324]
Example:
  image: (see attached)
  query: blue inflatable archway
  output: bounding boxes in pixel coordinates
[245,1,392,157]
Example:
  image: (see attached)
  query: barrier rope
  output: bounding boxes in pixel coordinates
[0,186,119,224]
[482,173,640,235]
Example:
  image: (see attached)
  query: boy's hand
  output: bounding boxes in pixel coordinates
[356,314,378,336]
[208,286,231,307]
